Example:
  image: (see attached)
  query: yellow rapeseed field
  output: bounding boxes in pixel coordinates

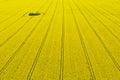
[0,0,120,79]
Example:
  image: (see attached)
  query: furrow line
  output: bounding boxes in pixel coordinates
[70,0,96,79]
[27,0,58,79]
[74,0,120,71]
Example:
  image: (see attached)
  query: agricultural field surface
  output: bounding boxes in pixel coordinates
[0,0,120,80]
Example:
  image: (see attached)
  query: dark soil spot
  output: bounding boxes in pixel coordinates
[29,12,40,16]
